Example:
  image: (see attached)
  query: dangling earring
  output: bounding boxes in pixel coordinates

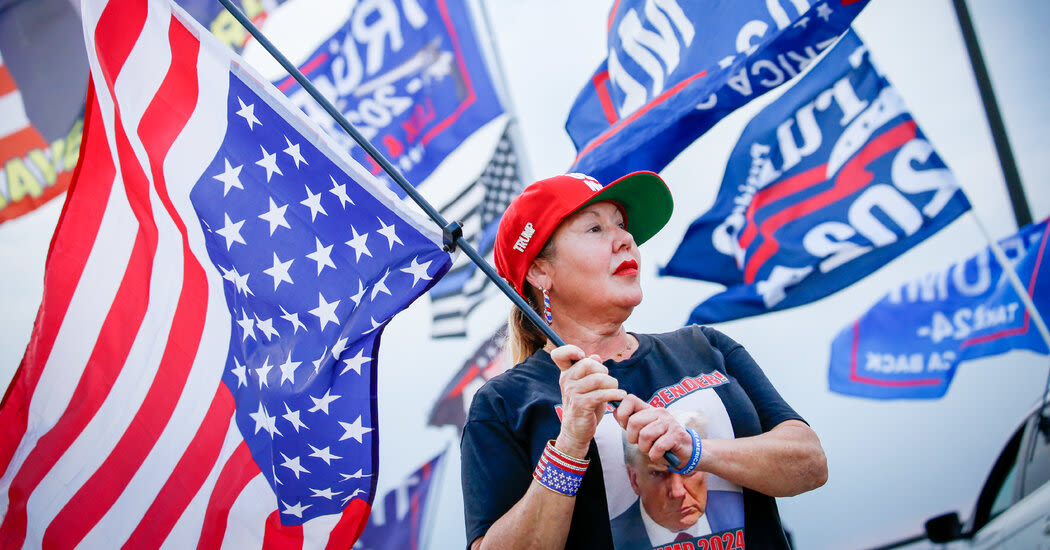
[541,287,553,325]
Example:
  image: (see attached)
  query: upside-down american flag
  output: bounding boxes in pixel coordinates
[0,0,452,548]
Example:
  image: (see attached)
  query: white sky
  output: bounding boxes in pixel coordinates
[1,0,1047,548]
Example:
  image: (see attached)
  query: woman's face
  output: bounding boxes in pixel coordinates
[534,201,643,318]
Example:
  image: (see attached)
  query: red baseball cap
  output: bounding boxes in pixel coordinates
[494,171,673,296]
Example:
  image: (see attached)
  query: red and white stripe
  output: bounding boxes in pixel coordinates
[0,1,368,547]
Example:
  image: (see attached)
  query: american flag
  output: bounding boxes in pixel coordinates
[354,449,446,550]
[427,324,509,431]
[0,0,451,548]
[430,125,523,338]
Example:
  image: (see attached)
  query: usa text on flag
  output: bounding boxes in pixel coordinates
[0,0,452,548]
[660,30,971,324]
[275,0,503,193]
[829,219,1050,400]
[565,0,868,183]
[355,450,446,550]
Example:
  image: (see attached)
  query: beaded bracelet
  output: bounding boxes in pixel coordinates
[532,440,589,496]
[667,427,702,475]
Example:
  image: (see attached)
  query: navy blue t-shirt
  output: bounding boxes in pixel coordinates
[461,325,803,549]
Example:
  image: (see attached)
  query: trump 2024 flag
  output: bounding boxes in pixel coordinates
[0,0,451,548]
[660,30,971,324]
[565,0,869,183]
[829,219,1050,399]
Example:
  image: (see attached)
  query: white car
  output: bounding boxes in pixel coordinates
[880,401,1050,549]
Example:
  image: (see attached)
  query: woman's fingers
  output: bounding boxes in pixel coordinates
[549,345,586,371]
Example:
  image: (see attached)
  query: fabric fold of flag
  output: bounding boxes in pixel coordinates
[566,0,869,183]
[0,1,452,548]
[829,218,1050,400]
[660,30,971,325]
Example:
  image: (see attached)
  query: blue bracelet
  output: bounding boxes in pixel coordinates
[667,427,702,475]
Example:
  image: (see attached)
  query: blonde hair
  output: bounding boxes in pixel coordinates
[505,239,556,365]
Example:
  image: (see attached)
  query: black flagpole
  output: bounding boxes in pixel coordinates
[216,0,681,468]
[951,0,1031,228]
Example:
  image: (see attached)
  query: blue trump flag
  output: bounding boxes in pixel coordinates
[0,0,452,546]
[566,0,869,183]
[356,450,446,550]
[276,0,503,194]
[829,219,1050,399]
[660,30,971,324]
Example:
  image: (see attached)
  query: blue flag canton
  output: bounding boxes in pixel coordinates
[189,71,450,524]
[278,0,502,194]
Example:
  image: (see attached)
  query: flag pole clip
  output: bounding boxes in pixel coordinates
[442,221,464,252]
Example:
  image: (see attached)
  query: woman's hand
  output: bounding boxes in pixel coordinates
[613,394,693,466]
[549,345,627,459]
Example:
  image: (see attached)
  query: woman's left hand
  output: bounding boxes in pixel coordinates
[613,395,693,467]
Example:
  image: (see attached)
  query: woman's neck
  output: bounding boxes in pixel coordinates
[545,313,636,362]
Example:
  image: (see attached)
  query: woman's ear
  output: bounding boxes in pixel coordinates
[525,259,552,291]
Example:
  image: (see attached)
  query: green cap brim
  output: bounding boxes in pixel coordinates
[580,171,673,246]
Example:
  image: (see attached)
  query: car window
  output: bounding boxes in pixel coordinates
[1020,409,1050,498]
[970,421,1026,531]
[989,461,1018,518]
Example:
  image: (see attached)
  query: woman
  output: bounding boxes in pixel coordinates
[461,171,827,549]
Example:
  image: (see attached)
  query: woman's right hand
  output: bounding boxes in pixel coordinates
[549,345,627,459]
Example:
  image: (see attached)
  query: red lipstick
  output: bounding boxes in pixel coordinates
[614,259,638,276]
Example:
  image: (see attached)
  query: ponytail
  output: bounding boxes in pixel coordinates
[505,239,556,365]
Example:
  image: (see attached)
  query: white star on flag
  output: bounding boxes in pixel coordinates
[401,257,433,287]
[279,306,307,334]
[306,237,336,275]
[280,453,310,479]
[309,292,340,330]
[231,358,248,387]
[346,226,372,261]
[338,415,372,443]
[284,136,308,168]
[308,444,343,465]
[259,197,291,235]
[281,501,312,519]
[255,356,274,389]
[370,270,392,300]
[330,175,354,208]
[255,315,279,341]
[376,218,403,249]
[283,403,309,433]
[256,145,283,181]
[213,158,244,196]
[216,213,246,250]
[309,488,342,500]
[301,185,328,221]
[264,252,294,290]
[340,350,370,376]
[235,97,261,129]
[308,389,341,414]
[279,352,302,385]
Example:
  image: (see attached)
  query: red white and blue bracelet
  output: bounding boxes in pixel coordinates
[533,440,588,496]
